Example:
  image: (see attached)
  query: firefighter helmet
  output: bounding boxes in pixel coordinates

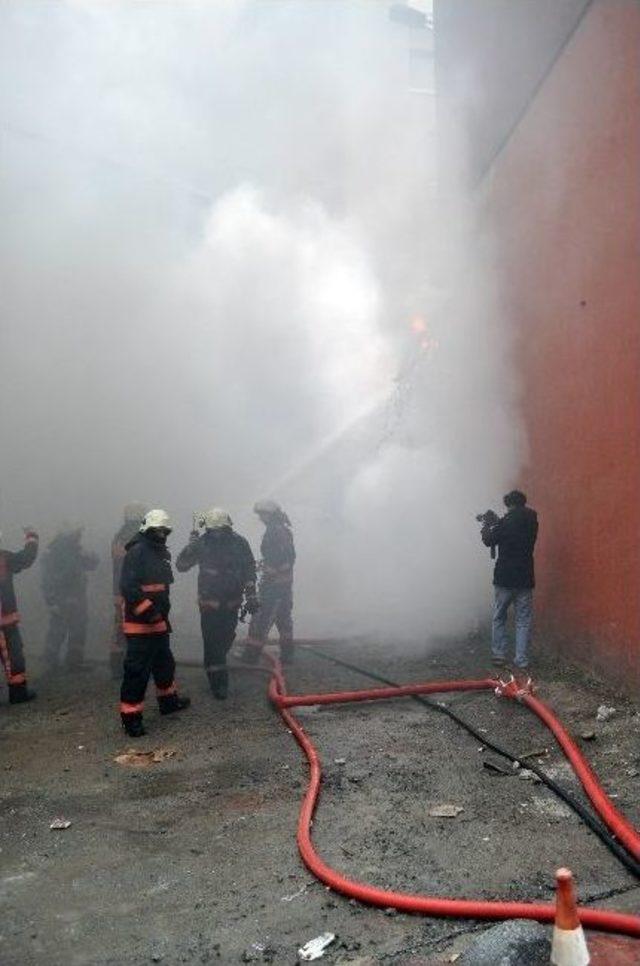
[201,508,233,530]
[253,499,281,516]
[140,509,172,533]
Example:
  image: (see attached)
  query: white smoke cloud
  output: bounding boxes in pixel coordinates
[0,0,523,650]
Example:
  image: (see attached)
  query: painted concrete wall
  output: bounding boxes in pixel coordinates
[434,0,591,184]
[480,1,640,691]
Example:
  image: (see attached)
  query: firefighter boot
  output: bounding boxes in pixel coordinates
[158,693,191,716]
[8,683,37,704]
[208,669,229,700]
[121,712,146,737]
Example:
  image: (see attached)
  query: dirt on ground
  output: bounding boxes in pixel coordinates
[1,635,639,965]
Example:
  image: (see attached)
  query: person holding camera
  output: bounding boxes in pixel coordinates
[480,490,538,671]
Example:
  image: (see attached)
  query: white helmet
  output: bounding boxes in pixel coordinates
[201,507,232,530]
[140,509,172,533]
[253,499,281,516]
[124,501,148,523]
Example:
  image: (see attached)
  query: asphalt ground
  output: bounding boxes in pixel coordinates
[1,635,639,964]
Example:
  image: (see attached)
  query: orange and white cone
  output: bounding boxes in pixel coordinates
[550,867,590,965]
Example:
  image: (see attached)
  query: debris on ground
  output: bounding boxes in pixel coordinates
[580,730,596,741]
[281,884,308,902]
[518,747,549,760]
[457,919,551,964]
[49,817,72,830]
[114,748,176,767]
[334,758,347,765]
[518,768,542,783]
[531,797,572,819]
[596,705,617,722]
[482,756,511,776]
[427,804,464,818]
[298,932,336,961]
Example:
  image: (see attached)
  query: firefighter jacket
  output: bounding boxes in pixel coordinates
[0,530,39,628]
[261,518,295,585]
[482,505,538,589]
[120,533,173,635]
[41,535,99,606]
[176,528,256,612]
[112,521,141,595]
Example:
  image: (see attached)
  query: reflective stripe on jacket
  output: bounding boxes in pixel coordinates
[120,534,173,635]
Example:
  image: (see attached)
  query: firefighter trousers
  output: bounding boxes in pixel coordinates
[248,580,293,644]
[0,624,27,685]
[44,599,88,667]
[120,632,176,713]
[200,609,239,670]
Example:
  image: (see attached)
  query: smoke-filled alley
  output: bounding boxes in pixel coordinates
[1,1,640,964]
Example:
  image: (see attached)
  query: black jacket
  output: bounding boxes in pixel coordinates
[41,535,98,606]
[176,528,256,611]
[261,519,295,584]
[482,505,538,589]
[0,531,39,626]
[120,533,173,634]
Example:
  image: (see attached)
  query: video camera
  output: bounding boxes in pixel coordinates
[475,510,500,526]
[476,509,500,559]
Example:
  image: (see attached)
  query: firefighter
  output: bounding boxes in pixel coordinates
[41,524,99,671]
[119,508,190,737]
[0,525,39,703]
[109,502,148,679]
[176,508,258,700]
[243,499,296,665]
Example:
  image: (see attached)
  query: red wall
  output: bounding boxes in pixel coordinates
[482,1,640,692]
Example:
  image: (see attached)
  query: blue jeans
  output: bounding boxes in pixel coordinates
[492,586,533,668]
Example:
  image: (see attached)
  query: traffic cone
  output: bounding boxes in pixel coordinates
[550,867,590,965]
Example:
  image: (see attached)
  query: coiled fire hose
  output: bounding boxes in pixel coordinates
[264,649,640,938]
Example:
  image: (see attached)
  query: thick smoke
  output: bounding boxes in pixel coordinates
[0,1,523,649]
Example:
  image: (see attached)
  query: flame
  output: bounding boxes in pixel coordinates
[409,315,438,355]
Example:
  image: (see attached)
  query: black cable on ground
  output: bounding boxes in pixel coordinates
[304,646,640,881]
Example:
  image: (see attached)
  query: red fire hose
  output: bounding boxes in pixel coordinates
[521,691,640,863]
[266,660,640,939]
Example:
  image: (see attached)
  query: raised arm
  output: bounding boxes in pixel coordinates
[175,533,200,572]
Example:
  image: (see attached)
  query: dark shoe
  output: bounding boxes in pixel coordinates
[208,670,228,700]
[109,651,123,681]
[121,712,146,737]
[491,656,506,667]
[9,684,37,704]
[280,642,294,665]
[158,693,191,715]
